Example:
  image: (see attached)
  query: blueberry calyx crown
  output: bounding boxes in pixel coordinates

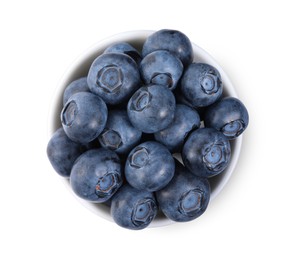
[130,89,151,111]
[96,65,123,93]
[202,141,230,172]
[61,101,78,126]
[151,73,173,89]
[130,147,149,168]
[131,198,157,227]
[95,171,121,198]
[221,119,245,138]
[178,189,204,216]
[99,129,123,150]
[200,69,222,95]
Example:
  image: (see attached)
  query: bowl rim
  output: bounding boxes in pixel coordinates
[48,30,242,228]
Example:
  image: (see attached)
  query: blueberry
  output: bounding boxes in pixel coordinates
[103,42,142,65]
[47,128,85,177]
[87,53,140,105]
[181,63,223,107]
[140,50,183,90]
[142,29,193,67]
[111,184,157,230]
[156,160,210,222]
[70,148,122,203]
[125,141,175,192]
[154,104,201,153]
[204,97,249,139]
[98,110,142,154]
[61,92,108,144]
[182,128,231,178]
[127,84,176,133]
[62,77,90,105]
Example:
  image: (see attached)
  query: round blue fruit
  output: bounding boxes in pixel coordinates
[154,104,201,153]
[70,148,123,203]
[125,141,175,192]
[127,84,176,133]
[204,97,249,139]
[47,128,85,177]
[156,160,210,222]
[61,92,108,144]
[98,110,142,155]
[181,63,223,107]
[182,128,231,178]
[142,29,194,67]
[140,50,183,90]
[87,53,140,105]
[111,184,158,230]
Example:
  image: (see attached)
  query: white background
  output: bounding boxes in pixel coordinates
[1,0,291,259]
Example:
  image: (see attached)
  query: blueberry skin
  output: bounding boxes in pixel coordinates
[182,128,231,178]
[142,29,194,67]
[125,141,175,192]
[62,77,90,105]
[140,50,183,90]
[181,63,223,107]
[61,92,108,144]
[111,184,157,230]
[87,53,140,105]
[154,104,201,153]
[47,128,85,177]
[98,110,142,155]
[127,84,176,133]
[204,97,249,140]
[103,42,142,65]
[70,148,122,203]
[156,160,210,222]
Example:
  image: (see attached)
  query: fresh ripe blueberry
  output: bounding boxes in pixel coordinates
[156,160,210,222]
[111,184,157,230]
[204,97,249,139]
[70,148,122,203]
[182,128,231,178]
[98,110,142,155]
[62,77,90,105]
[142,29,194,67]
[154,104,201,153]
[125,141,175,192]
[87,53,140,105]
[140,50,183,90]
[61,92,108,144]
[103,42,142,65]
[47,128,85,177]
[181,63,223,107]
[127,84,176,133]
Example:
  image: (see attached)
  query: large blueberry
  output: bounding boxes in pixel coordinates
[98,110,142,155]
[61,92,108,144]
[125,141,175,192]
[111,184,157,230]
[182,128,231,178]
[181,63,223,107]
[142,29,193,67]
[140,50,183,90]
[154,104,201,153]
[103,42,141,65]
[127,84,176,133]
[156,160,210,222]
[87,53,140,105]
[47,128,85,177]
[70,148,122,203]
[204,97,249,139]
[62,77,90,105]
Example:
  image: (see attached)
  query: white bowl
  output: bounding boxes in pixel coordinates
[49,30,242,227]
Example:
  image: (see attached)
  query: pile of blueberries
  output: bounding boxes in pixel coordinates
[47,29,249,230]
